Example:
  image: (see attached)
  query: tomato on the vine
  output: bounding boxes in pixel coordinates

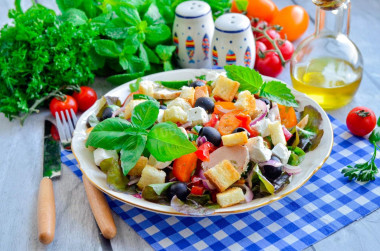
[257,29,280,49]
[255,51,283,77]
[72,86,98,111]
[346,107,377,136]
[49,95,78,118]
[252,19,268,38]
[255,41,267,65]
[277,40,294,61]
[271,5,309,41]
[246,0,279,23]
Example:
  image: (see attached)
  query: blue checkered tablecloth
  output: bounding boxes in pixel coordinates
[61,115,380,250]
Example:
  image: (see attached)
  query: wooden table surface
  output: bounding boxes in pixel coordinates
[1,0,380,250]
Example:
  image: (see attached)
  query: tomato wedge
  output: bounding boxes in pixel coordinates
[218,110,244,135]
[191,186,204,195]
[172,152,198,182]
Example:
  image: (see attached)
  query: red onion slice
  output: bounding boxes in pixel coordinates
[250,99,268,126]
[283,164,302,175]
[198,169,216,190]
[282,126,293,141]
[233,184,254,202]
[180,121,192,128]
[258,159,283,168]
[169,177,178,182]
[215,105,235,114]
[196,136,207,146]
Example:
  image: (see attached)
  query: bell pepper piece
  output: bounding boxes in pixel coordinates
[218,110,244,135]
[204,113,219,128]
[173,152,198,182]
[278,104,298,128]
[195,142,216,162]
[235,113,259,137]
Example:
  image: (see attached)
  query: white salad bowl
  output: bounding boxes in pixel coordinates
[72,69,334,216]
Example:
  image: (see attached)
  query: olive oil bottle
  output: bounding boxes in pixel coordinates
[290,0,363,110]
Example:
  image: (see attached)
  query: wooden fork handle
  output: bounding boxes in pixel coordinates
[83,176,117,239]
[38,177,56,244]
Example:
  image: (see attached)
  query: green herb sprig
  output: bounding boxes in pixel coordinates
[86,99,196,175]
[224,65,298,107]
[342,117,380,182]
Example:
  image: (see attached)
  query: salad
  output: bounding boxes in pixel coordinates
[85,66,323,215]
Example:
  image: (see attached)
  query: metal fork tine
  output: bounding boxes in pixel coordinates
[70,109,78,127]
[60,111,71,141]
[65,109,75,135]
[55,112,67,142]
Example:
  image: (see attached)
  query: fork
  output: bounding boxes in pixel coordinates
[55,109,117,240]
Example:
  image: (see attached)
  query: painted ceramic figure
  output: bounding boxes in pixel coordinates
[173,1,214,68]
[211,13,255,68]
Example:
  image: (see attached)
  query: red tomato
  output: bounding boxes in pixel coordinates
[255,51,283,77]
[246,0,279,23]
[195,142,216,162]
[255,41,267,65]
[252,19,268,38]
[277,40,294,61]
[257,29,280,49]
[346,107,377,136]
[49,95,78,118]
[50,125,60,141]
[72,86,98,112]
[271,5,309,41]
[190,186,204,195]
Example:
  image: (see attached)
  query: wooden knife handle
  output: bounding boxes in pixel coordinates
[38,177,56,244]
[83,176,117,239]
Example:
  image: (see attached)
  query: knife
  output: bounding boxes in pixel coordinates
[38,120,61,244]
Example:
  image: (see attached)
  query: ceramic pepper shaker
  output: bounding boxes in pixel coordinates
[211,13,255,68]
[173,1,214,69]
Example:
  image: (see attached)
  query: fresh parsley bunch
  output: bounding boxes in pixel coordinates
[0,4,98,122]
[86,99,196,175]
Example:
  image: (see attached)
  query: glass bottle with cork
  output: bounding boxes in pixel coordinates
[290,0,363,110]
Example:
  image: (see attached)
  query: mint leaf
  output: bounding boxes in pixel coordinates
[131,100,159,129]
[93,39,122,58]
[139,44,151,71]
[155,45,176,61]
[163,61,173,71]
[224,65,263,94]
[369,128,380,144]
[61,8,88,26]
[235,0,248,11]
[146,24,171,47]
[143,44,160,64]
[260,81,298,107]
[123,34,140,54]
[147,122,197,162]
[143,3,165,25]
[120,134,146,175]
[116,5,141,26]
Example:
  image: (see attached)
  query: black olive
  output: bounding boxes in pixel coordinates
[101,107,113,121]
[160,105,167,110]
[232,127,250,137]
[262,164,282,181]
[167,182,189,201]
[259,97,272,109]
[189,80,206,88]
[270,155,281,163]
[199,126,221,146]
[194,97,214,113]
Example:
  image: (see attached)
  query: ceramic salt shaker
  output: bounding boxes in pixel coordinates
[211,13,255,68]
[173,1,214,69]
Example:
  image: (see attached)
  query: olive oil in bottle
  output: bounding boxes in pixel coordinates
[291,57,362,109]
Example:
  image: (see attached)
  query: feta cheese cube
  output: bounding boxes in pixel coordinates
[138,80,155,97]
[167,97,192,112]
[93,148,118,166]
[252,118,273,137]
[245,136,272,163]
[272,143,291,164]
[157,109,164,123]
[187,107,209,126]
[163,106,188,124]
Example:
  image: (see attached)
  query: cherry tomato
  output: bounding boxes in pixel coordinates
[255,41,267,65]
[72,86,98,112]
[190,186,204,195]
[255,51,283,77]
[246,0,279,23]
[346,107,377,136]
[49,95,78,118]
[257,29,280,49]
[271,5,309,41]
[252,19,268,38]
[277,40,294,61]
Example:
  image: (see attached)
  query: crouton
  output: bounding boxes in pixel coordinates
[128,156,148,176]
[124,100,147,119]
[137,165,166,190]
[268,121,287,146]
[216,187,245,208]
[180,86,195,106]
[163,106,188,124]
[211,76,240,102]
[194,85,209,100]
[167,97,192,112]
[234,90,256,117]
[153,84,181,100]
[204,160,241,192]
[139,80,155,97]
[222,132,248,146]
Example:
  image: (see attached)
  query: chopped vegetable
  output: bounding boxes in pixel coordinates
[142,182,174,202]
[195,142,216,162]
[190,186,204,195]
[172,152,198,182]
[204,114,219,128]
[218,110,244,135]
[278,104,298,128]
[235,114,259,137]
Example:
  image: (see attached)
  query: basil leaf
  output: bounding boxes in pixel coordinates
[143,3,165,25]
[107,72,145,85]
[260,81,299,107]
[116,5,141,26]
[61,8,88,26]
[158,80,190,90]
[93,39,122,58]
[155,44,176,61]
[120,134,146,175]
[130,78,142,92]
[146,24,171,46]
[369,128,380,144]
[131,100,159,129]
[147,122,197,162]
[224,65,263,94]
[86,118,147,149]
[133,94,156,101]
[142,182,174,202]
